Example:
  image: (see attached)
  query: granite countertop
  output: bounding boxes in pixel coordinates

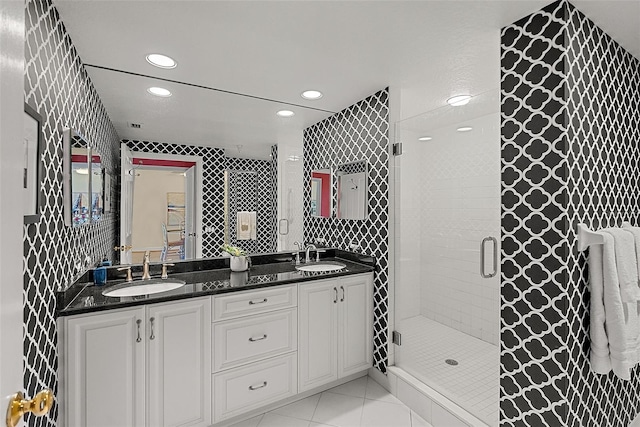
[57,249,375,317]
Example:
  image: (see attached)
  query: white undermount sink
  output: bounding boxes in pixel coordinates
[102,279,187,298]
[295,262,347,273]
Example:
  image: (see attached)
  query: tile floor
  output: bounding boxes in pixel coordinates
[228,376,431,427]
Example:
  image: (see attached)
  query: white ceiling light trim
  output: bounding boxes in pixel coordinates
[447,95,472,106]
[457,126,473,132]
[418,136,433,141]
[301,90,323,100]
[147,87,172,97]
[276,110,295,117]
[146,53,177,69]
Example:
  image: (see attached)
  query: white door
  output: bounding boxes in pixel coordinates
[338,274,373,377]
[184,165,196,260]
[147,298,211,427]
[1,2,29,425]
[65,308,146,427]
[298,280,338,392]
[120,143,135,264]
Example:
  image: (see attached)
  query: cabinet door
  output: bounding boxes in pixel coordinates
[298,279,338,392]
[65,307,146,427]
[338,273,374,377]
[147,297,211,427]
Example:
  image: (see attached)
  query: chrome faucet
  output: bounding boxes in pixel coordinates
[142,251,152,280]
[305,244,317,263]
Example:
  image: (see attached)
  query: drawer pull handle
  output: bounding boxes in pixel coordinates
[340,286,345,302]
[249,334,268,342]
[334,287,337,304]
[249,381,267,391]
[249,298,268,305]
[136,319,142,343]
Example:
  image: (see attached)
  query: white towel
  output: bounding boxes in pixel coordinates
[236,211,256,241]
[602,228,640,303]
[623,225,640,292]
[589,231,637,380]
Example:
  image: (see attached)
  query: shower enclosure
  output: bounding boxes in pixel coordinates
[393,90,500,426]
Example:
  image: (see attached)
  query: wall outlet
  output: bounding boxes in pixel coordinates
[316,237,326,244]
[204,226,215,233]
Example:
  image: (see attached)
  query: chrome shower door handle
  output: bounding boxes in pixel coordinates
[480,236,498,278]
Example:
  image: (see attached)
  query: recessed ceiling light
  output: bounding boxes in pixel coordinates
[457,126,473,132]
[301,90,323,100]
[418,136,433,141]
[147,87,172,97]
[146,53,177,69]
[276,110,295,117]
[447,95,472,106]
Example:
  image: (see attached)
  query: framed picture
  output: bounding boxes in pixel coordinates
[23,103,44,224]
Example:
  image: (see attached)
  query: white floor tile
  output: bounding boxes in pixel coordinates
[360,399,411,427]
[309,424,337,427]
[365,377,402,404]
[272,394,321,421]
[228,415,264,427]
[259,413,310,427]
[327,376,368,398]
[411,411,432,427]
[312,391,364,427]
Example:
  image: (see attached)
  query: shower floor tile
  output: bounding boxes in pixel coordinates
[396,315,499,426]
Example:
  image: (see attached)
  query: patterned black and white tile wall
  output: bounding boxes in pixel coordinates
[24,0,121,425]
[565,4,640,426]
[500,1,640,425]
[303,88,390,373]
[124,140,277,256]
[226,156,277,254]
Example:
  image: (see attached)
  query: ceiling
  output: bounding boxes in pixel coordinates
[54,1,640,159]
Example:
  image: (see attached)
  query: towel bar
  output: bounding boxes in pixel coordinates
[577,222,634,251]
[577,223,604,252]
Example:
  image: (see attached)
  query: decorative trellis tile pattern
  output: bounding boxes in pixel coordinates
[303,89,389,373]
[565,5,640,427]
[226,157,277,254]
[501,1,640,425]
[270,145,278,250]
[24,1,121,425]
[500,2,570,425]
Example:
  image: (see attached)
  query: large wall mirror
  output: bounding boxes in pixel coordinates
[63,128,103,227]
[336,160,368,220]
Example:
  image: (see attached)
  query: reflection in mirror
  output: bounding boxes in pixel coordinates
[336,161,368,220]
[91,151,104,222]
[224,169,258,253]
[310,169,332,218]
[63,128,91,226]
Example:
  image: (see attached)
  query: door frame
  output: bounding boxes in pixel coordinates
[122,151,204,259]
[0,0,27,422]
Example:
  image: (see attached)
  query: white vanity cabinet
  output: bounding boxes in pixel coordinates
[61,297,211,427]
[298,273,373,392]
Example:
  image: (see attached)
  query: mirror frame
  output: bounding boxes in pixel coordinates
[23,103,44,224]
[336,160,369,220]
[63,127,102,227]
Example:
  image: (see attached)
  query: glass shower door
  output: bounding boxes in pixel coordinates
[393,90,501,426]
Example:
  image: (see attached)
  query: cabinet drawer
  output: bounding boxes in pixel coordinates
[213,285,296,321]
[213,308,297,372]
[213,353,297,422]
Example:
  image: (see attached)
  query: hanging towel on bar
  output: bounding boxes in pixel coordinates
[623,224,640,290]
[603,228,640,303]
[590,230,638,380]
[236,211,257,241]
